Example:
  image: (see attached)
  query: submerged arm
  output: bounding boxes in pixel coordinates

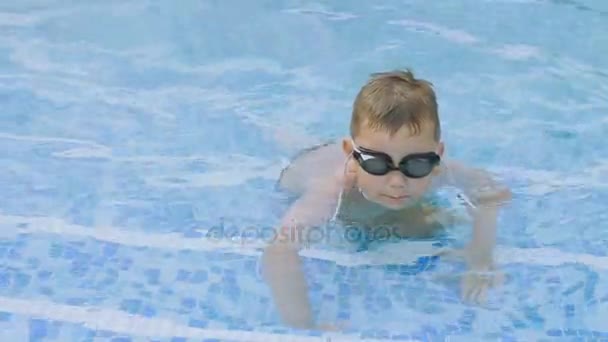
[261,175,344,329]
[442,160,512,259]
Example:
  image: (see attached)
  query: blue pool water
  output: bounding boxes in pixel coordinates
[1,0,607,341]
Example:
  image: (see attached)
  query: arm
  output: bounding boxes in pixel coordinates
[442,160,512,262]
[261,177,344,329]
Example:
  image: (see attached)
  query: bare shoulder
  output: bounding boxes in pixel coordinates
[277,142,346,195]
[435,158,512,205]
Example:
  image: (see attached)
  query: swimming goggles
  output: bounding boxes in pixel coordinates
[351,143,440,178]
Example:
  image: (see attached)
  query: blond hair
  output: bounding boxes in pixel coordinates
[350,69,440,141]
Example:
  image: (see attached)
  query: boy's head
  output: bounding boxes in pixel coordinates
[342,69,444,209]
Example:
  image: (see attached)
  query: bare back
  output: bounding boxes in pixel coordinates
[277,142,345,196]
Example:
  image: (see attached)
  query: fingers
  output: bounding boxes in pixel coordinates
[462,277,481,304]
[432,248,505,306]
[477,283,488,304]
[462,274,479,303]
[492,270,506,288]
[461,269,503,305]
[469,277,488,304]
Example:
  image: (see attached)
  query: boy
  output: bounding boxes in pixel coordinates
[261,69,512,330]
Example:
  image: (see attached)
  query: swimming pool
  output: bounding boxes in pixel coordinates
[1,0,607,340]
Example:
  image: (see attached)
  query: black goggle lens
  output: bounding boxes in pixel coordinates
[360,157,391,175]
[400,157,436,178]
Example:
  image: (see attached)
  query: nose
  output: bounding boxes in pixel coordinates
[386,170,408,188]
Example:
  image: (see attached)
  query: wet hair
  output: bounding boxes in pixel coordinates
[350,69,440,141]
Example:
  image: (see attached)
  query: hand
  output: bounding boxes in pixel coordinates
[460,255,504,305]
[434,247,505,305]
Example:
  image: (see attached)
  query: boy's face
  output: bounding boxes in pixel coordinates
[342,122,444,210]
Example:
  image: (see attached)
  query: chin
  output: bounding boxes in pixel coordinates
[377,195,414,210]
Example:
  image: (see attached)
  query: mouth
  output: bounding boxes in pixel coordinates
[383,194,410,201]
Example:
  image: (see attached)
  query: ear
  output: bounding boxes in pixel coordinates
[342,137,354,156]
[437,141,445,157]
[341,137,358,189]
[432,141,445,177]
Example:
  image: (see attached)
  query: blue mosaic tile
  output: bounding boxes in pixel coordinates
[159,287,174,296]
[338,311,350,320]
[144,268,161,285]
[139,289,152,299]
[65,297,86,305]
[584,272,599,302]
[421,324,440,338]
[62,245,79,260]
[29,320,47,340]
[48,244,62,258]
[132,282,145,290]
[38,270,53,281]
[14,272,31,288]
[119,258,133,270]
[176,269,191,282]
[8,247,22,260]
[512,319,527,329]
[592,331,608,337]
[26,257,40,269]
[564,304,576,318]
[361,329,390,339]
[522,306,545,328]
[110,337,132,342]
[208,283,221,294]
[120,299,143,314]
[563,281,585,296]
[70,259,89,277]
[578,329,594,337]
[188,319,208,328]
[181,297,197,310]
[29,319,61,341]
[141,305,157,318]
[191,270,208,283]
[0,271,10,288]
[0,312,11,321]
[97,276,117,289]
[102,243,120,257]
[39,286,54,296]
